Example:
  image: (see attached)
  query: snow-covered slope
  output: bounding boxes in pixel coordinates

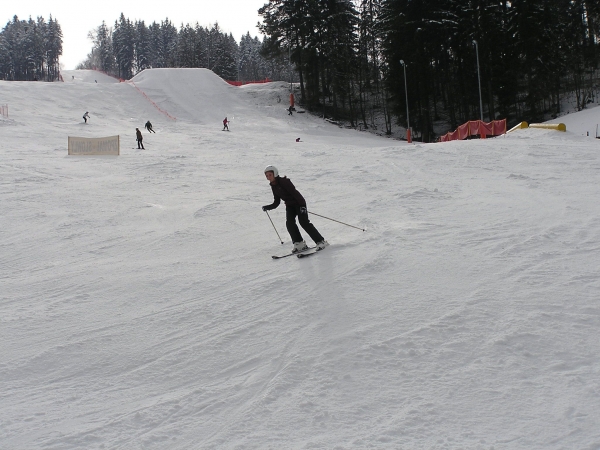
[550,103,600,137]
[1,69,600,449]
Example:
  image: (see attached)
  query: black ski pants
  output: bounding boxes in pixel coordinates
[286,205,323,244]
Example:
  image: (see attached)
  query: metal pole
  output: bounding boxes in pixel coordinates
[400,60,411,143]
[307,211,365,231]
[265,211,284,244]
[473,40,484,122]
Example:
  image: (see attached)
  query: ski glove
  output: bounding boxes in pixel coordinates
[299,207,307,215]
[262,205,270,212]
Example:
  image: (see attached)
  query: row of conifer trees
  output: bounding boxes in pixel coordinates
[0,15,63,82]
[78,15,289,83]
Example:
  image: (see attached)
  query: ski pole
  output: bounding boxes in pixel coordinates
[307,211,366,231]
[265,210,284,244]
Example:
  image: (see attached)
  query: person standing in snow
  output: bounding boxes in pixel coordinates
[145,120,155,133]
[223,117,229,131]
[83,111,90,123]
[262,165,329,253]
[288,105,293,116]
[136,128,145,149]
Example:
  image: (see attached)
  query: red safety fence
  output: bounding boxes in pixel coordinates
[439,119,507,142]
[226,79,272,86]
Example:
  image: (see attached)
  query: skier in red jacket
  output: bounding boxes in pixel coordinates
[262,165,329,253]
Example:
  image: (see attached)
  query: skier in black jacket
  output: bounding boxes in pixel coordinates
[262,165,329,253]
[136,128,145,149]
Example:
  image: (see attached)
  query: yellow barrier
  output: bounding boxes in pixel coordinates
[529,123,566,132]
[507,121,528,133]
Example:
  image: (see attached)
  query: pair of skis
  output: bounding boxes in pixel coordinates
[272,246,325,259]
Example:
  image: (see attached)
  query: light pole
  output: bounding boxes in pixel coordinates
[400,60,411,143]
[473,40,484,122]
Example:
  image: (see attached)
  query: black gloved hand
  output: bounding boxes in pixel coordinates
[262,205,270,212]
[299,206,307,215]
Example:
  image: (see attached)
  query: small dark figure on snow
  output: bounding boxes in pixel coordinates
[83,111,90,123]
[288,105,293,116]
[223,117,229,131]
[262,165,329,253]
[145,120,155,133]
[296,138,301,142]
[136,128,145,149]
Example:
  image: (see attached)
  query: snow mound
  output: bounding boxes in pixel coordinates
[549,104,600,136]
[130,68,248,124]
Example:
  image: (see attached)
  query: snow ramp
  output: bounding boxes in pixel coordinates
[130,68,250,125]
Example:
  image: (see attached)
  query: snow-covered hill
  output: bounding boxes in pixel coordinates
[1,69,600,449]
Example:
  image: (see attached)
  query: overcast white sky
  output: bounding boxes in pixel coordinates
[2,0,267,70]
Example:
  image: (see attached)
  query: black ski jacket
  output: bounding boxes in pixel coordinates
[264,176,306,210]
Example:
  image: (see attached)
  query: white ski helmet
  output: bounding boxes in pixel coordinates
[264,165,279,177]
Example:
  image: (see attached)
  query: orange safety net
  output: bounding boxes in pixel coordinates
[439,119,507,142]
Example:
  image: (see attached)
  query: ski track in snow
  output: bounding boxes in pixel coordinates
[1,68,600,449]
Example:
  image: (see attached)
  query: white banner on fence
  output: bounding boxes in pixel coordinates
[68,135,120,155]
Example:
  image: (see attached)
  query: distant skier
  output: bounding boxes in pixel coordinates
[288,105,293,116]
[223,117,229,131]
[262,165,329,253]
[83,111,90,123]
[136,128,145,149]
[296,137,301,142]
[145,120,155,133]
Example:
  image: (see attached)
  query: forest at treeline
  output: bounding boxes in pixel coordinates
[77,16,284,87]
[0,15,63,83]
[2,1,599,141]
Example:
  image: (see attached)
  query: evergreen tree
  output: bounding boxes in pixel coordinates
[159,18,178,68]
[46,16,62,81]
[259,0,311,103]
[211,32,238,80]
[134,20,151,73]
[239,32,258,80]
[113,13,135,79]
[82,21,114,73]
[194,25,210,68]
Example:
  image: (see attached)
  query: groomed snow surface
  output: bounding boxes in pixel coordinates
[1,69,600,450]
